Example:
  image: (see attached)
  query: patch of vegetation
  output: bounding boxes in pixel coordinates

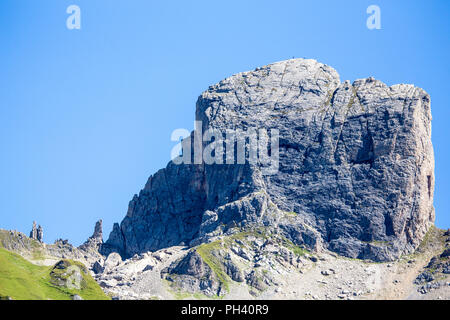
[336,254,378,264]
[417,226,438,251]
[289,245,309,257]
[196,241,231,293]
[284,211,298,217]
[362,240,393,248]
[225,227,310,258]
[0,230,45,262]
[0,248,109,300]
[31,249,45,261]
[278,235,310,257]
[229,227,269,242]
[0,231,7,246]
[49,260,88,289]
[406,225,444,260]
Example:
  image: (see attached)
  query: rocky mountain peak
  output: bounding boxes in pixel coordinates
[92,220,103,242]
[102,58,434,262]
[79,220,104,255]
[29,221,43,243]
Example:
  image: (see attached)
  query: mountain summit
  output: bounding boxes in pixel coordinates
[102,58,434,263]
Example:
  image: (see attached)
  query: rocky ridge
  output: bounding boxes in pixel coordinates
[29,221,43,243]
[0,220,105,269]
[94,227,449,300]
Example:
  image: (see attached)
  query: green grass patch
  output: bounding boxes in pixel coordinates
[196,241,231,293]
[417,226,436,251]
[0,248,109,300]
[31,249,45,261]
[278,235,310,257]
[362,240,393,248]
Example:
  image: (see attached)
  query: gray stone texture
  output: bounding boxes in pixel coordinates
[103,59,434,262]
[29,221,44,243]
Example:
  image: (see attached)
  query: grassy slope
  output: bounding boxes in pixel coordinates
[0,248,109,300]
[0,230,44,258]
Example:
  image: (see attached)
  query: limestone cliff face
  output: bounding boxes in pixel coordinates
[102,59,434,262]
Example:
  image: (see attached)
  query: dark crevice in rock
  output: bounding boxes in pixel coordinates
[384,214,395,237]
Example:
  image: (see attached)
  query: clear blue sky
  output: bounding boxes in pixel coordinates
[0,0,449,245]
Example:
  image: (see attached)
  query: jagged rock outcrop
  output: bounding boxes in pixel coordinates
[29,221,43,243]
[37,225,43,243]
[79,220,104,262]
[104,58,434,262]
[93,220,103,241]
[50,260,87,290]
[29,222,37,240]
[161,250,224,296]
[0,228,105,270]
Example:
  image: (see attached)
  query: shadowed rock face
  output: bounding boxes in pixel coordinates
[103,59,434,262]
[29,221,43,243]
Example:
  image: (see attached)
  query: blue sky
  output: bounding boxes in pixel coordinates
[0,0,449,245]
